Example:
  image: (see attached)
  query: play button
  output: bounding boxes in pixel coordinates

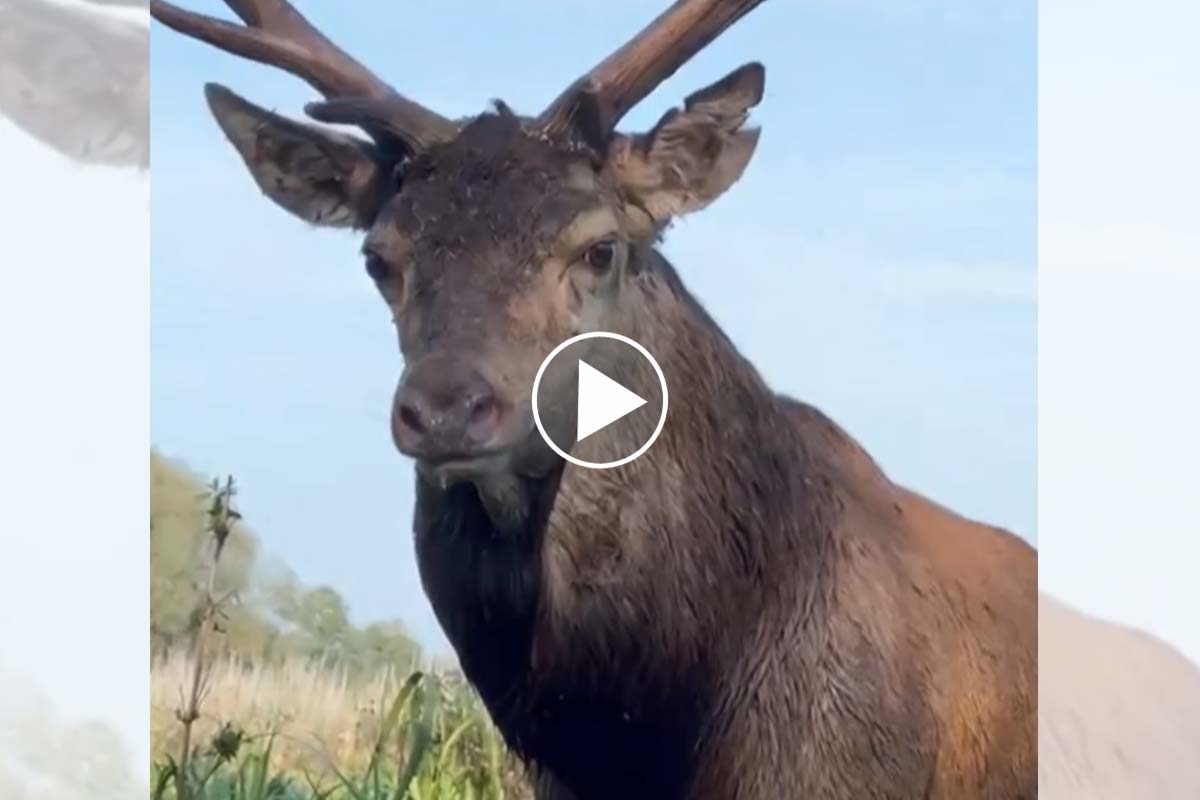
[532,332,669,469]
[576,360,647,441]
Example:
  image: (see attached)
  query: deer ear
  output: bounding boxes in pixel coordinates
[204,84,389,229]
[606,62,764,223]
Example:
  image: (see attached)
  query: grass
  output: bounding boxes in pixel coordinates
[150,652,533,799]
[149,475,534,799]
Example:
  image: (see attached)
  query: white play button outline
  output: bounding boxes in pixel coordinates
[532,331,669,469]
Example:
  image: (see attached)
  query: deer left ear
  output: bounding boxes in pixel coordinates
[606,62,764,223]
[204,83,390,230]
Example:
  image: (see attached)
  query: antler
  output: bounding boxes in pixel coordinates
[149,0,456,151]
[538,0,767,143]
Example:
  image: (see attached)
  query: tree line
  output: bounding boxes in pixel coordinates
[150,449,420,676]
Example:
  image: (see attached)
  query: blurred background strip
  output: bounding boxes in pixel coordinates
[0,0,148,168]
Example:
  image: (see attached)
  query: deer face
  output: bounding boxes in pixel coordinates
[203,64,764,481]
[367,114,635,476]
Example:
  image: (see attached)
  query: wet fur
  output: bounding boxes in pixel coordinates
[414,248,1037,799]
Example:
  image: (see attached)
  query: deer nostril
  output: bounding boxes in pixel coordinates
[398,403,427,435]
[468,393,497,426]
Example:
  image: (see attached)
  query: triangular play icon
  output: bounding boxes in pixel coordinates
[576,359,648,441]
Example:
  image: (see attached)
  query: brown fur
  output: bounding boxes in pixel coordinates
[411,253,1036,799]
[194,61,1037,799]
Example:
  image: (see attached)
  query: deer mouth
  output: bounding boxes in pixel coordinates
[410,416,560,488]
[406,426,538,484]
[415,449,507,480]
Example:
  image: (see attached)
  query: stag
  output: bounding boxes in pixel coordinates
[152,1,1038,796]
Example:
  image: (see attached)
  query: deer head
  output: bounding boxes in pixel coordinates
[152,0,767,486]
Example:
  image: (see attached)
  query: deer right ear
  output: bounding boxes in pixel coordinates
[204,84,389,230]
[605,63,764,224]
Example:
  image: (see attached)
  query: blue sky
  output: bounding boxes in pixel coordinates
[151,0,1036,651]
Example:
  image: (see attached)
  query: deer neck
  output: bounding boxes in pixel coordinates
[412,245,828,734]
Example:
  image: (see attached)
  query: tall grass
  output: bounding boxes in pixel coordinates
[149,474,531,799]
[150,652,532,799]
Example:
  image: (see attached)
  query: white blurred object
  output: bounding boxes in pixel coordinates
[1040,593,1200,797]
[0,668,142,799]
[0,0,148,168]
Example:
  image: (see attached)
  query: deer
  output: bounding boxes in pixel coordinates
[151,1,1038,797]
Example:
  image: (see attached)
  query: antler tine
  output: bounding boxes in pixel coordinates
[150,0,456,148]
[151,0,387,100]
[538,0,767,142]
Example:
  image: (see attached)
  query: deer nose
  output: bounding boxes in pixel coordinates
[391,359,503,459]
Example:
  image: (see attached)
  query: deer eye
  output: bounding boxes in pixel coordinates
[584,240,617,272]
[364,252,390,282]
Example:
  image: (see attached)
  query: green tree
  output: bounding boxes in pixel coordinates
[150,449,422,671]
[293,586,350,658]
[351,620,421,675]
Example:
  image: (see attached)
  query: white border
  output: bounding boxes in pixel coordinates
[531,332,669,469]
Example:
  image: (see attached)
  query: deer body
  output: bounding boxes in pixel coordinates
[415,250,1037,799]
[152,1,1037,796]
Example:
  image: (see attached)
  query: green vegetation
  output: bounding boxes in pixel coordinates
[149,450,532,798]
[150,669,523,800]
[150,451,420,674]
